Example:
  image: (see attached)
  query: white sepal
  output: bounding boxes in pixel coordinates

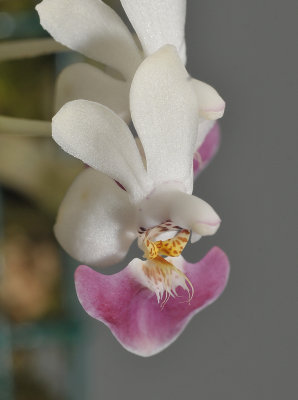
[120,0,187,64]
[55,63,130,122]
[55,168,137,267]
[52,99,153,201]
[130,45,198,194]
[36,0,141,80]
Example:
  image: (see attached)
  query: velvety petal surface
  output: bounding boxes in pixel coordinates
[55,168,137,268]
[52,99,153,201]
[191,79,225,120]
[130,45,198,194]
[193,122,221,179]
[36,0,141,80]
[55,63,130,122]
[120,0,187,64]
[168,192,221,239]
[75,246,230,357]
[135,184,220,236]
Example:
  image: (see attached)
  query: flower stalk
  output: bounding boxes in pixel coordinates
[0,116,51,137]
[0,38,67,62]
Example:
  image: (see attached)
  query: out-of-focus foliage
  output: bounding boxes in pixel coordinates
[0,234,60,322]
[0,57,54,119]
[0,191,61,322]
[0,0,37,13]
[12,347,68,400]
[0,137,83,214]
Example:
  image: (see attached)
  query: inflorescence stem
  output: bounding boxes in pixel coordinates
[0,116,51,137]
[0,38,68,62]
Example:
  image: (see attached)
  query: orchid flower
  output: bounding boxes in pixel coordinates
[34,0,225,149]
[52,45,229,356]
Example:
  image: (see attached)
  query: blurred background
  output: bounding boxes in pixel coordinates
[0,0,297,399]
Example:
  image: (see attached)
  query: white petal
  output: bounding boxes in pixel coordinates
[36,0,141,80]
[169,191,221,237]
[130,45,198,194]
[55,63,130,122]
[191,79,225,120]
[55,168,137,268]
[137,182,189,229]
[120,0,187,64]
[52,100,153,201]
[136,186,220,237]
[191,232,201,244]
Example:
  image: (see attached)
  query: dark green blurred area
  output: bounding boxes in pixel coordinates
[0,1,53,119]
[0,56,54,119]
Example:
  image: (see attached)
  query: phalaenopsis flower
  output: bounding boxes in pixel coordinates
[52,45,229,356]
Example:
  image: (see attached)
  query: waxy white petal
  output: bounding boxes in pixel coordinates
[169,191,221,238]
[192,79,225,120]
[130,46,198,194]
[55,168,137,268]
[136,185,220,237]
[52,100,153,201]
[120,0,187,64]
[55,63,130,122]
[36,0,141,80]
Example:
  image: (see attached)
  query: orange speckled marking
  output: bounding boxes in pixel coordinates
[143,240,159,260]
[141,228,190,260]
[153,229,190,257]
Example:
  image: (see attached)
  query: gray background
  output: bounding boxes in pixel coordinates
[82,1,298,398]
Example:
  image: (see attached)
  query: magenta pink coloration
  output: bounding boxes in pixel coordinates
[75,246,229,357]
[193,122,221,178]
